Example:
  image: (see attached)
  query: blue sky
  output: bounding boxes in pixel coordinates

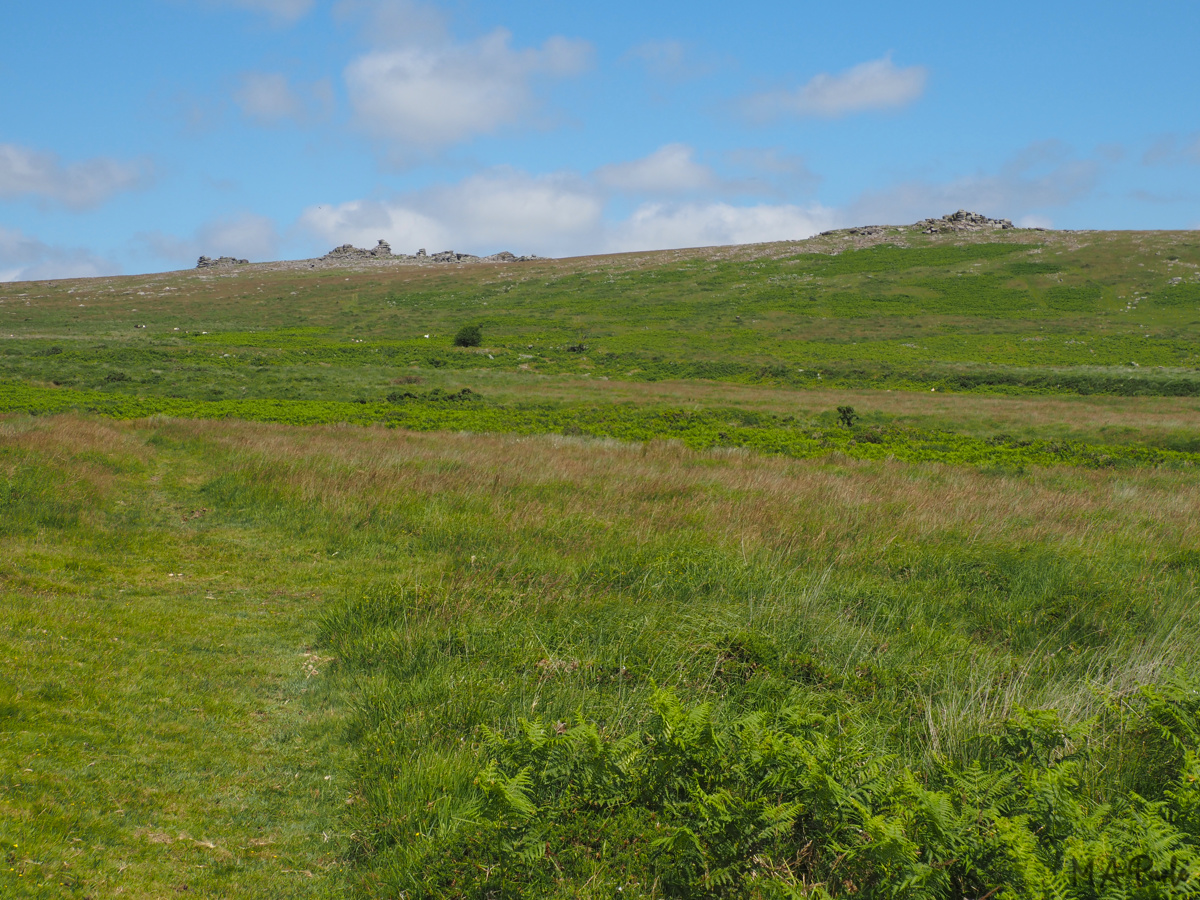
[2,0,1198,281]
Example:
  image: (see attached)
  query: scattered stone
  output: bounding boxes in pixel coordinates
[196,256,248,269]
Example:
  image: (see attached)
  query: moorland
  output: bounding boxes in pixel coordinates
[3,222,1200,899]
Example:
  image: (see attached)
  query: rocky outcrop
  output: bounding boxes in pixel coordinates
[429,250,476,263]
[196,255,249,268]
[319,241,538,264]
[914,210,1014,234]
[196,241,542,272]
[322,239,393,260]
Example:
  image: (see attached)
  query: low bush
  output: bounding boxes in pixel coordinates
[454,324,483,347]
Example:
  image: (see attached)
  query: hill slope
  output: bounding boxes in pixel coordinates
[4,224,1200,899]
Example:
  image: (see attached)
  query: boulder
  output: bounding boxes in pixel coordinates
[914,210,1014,233]
[196,255,249,268]
[321,239,394,260]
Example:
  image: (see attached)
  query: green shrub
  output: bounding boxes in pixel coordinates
[453,324,483,347]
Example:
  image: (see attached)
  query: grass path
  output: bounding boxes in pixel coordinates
[0,418,352,899]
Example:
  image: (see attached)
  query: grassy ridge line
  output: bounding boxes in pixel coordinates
[2,380,1195,470]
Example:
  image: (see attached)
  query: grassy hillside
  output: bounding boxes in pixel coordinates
[3,227,1200,898]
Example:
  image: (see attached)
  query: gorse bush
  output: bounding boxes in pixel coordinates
[421,682,1200,899]
[454,324,483,347]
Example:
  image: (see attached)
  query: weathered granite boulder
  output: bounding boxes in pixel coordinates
[196,255,249,268]
[915,210,1014,233]
[322,239,394,260]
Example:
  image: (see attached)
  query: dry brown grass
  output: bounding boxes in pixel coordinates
[95,416,1194,568]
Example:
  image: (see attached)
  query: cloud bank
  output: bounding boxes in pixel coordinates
[298,152,833,259]
[234,72,334,126]
[0,143,153,210]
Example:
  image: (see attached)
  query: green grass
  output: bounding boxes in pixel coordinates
[3,227,1200,897]
[4,229,1200,412]
[0,419,354,898]
[4,416,1200,897]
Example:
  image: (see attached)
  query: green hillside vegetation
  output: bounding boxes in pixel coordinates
[3,226,1200,898]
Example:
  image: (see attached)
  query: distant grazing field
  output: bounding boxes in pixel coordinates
[3,227,1200,898]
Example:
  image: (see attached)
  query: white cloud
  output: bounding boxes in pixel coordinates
[345,28,592,153]
[0,143,153,210]
[723,148,821,196]
[300,169,603,257]
[607,202,835,253]
[209,0,314,25]
[138,212,280,265]
[233,72,333,126]
[745,55,928,119]
[596,144,718,194]
[595,144,818,199]
[0,226,120,282]
[299,199,452,254]
[298,166,832,259]
[333,0,448,46]
[626,39,688,79]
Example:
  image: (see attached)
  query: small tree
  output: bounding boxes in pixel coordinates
[836,405,858,428]
[453,324,483,347]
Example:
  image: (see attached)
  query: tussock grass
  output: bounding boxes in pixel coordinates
[2,415,1177,894]
[3,415,1199,894]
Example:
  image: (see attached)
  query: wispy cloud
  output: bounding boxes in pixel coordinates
[623,39,716,82]
[138,212,280,265]
[205,0,315,25]
[744,54,928,120]
[0,226,120,282]
[233,72,334,126]
[1142,133,1200,166]
[846,140,1101,225]
[723,148,821,196]
[595,144,719,194]
[0,143,153,210]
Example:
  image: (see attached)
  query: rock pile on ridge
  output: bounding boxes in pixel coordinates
[194,239,541,271]
[914,210,1014,233]
[322,241,540,264]
[196,255,249,268]
[322,239,394,260]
